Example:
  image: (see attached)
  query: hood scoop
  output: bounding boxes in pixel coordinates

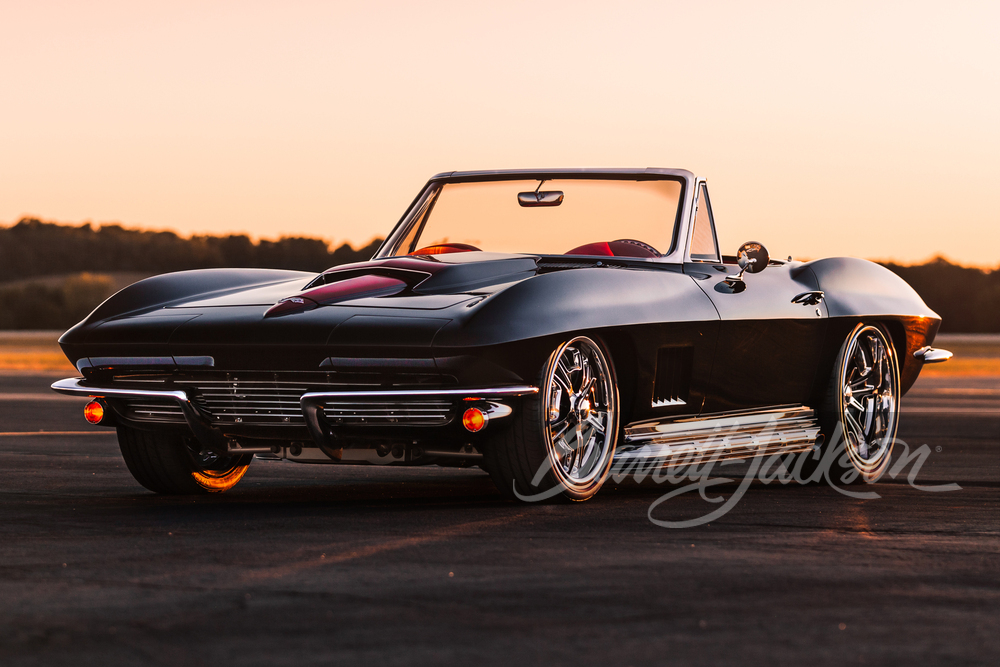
[264,268,430,318]
[264,254,540,317]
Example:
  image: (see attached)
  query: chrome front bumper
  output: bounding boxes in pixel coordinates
[51,377,537,454]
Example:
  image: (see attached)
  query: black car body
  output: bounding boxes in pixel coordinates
[52,168,951,500]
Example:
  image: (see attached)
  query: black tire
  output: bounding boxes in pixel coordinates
[483,336,619,502]
[802,323,900,485]
[116,426,252,494]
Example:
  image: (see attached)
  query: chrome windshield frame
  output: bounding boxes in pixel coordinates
[375,168,697,264]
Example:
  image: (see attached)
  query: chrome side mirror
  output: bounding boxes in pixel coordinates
[724,241,769,292]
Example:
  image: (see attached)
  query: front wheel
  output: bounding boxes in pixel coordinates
[811,323,900,484]
[483,336,619,502]
[117,426,252,494]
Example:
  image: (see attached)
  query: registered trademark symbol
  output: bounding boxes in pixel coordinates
[935,446,942,453]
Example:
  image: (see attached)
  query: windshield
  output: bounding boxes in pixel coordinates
[380,178,683,259]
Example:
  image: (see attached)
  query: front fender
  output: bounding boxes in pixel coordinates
[61,268,313,338]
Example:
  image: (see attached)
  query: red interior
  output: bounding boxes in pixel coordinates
[563,240,659,258]
[407,240,660,258]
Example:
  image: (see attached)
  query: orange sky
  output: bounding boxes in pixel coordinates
[1,0,998,266]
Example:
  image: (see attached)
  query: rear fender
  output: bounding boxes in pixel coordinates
[434,267,718,348]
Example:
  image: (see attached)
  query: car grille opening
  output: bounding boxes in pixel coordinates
[110,371,457,426]
[122,399,186,423]
[322,399,453,426]
[175,380,307,425]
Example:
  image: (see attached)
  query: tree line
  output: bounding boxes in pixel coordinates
[0,218,382,281]
[0,218,384,329]
[1,218,997,331]
[879,257,1000,333]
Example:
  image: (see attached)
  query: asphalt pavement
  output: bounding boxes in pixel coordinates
[1,371,997,666]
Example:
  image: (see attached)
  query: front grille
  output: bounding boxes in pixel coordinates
[178,380,308,425]
[322,399,453,426]
[123,398,185,423]
[106,371,458,426]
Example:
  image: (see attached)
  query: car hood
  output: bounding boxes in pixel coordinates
[170,253,540,310]
[58,254,544,370]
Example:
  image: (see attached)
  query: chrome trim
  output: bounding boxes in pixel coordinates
[377,168,696,265]
[651,397,686,408]
[300,386,537,401]
[483,401,513,419]
[791,290,825,306]
[322,399,454,426]
[51,377,225,451]
[299,385,535,454]
[51,377,189,403]
[616,406,820,470]
[176,380,309,424]
[52,377,536,459]
[123,399,186,422]
[684,177,722,264]
[914,347,953,364]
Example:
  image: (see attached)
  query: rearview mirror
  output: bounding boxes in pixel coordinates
[517,191,564,207]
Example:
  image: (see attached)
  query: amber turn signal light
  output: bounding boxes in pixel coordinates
[461,407,487,433]
[84,400,106,425]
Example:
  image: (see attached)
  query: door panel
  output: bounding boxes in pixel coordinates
[686,262,829,412]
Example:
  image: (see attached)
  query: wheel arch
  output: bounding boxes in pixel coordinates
[594,327,638,428]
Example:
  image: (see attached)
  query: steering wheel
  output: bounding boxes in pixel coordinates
[609,239,661,258]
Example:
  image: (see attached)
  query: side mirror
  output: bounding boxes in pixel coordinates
[724,241,769,291]
[736,241,769,274]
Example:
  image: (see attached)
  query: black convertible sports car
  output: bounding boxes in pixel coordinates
[52,168,951,501]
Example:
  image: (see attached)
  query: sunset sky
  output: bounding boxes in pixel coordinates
[1,0,997,266]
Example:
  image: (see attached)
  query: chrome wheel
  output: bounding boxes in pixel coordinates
[838,325,899,480]
[542,336,618,494]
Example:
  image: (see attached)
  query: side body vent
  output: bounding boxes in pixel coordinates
[652,346,692,408]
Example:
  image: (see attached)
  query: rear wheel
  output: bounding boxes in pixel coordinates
[808,323,900,484]
[116,426,252,494]
[483,336,619,502]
